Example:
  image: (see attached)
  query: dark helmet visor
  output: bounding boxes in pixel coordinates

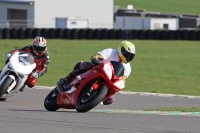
[121,47,135,62]
[33,45,46,53]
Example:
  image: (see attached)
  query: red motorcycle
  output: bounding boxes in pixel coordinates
[44,61,125,112]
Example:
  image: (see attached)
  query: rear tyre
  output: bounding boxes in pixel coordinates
[44,88,60,111]
[76,85,108,112]
[0,76,14,98]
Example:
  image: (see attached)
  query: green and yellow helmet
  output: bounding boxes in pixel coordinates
[118,40,136,63]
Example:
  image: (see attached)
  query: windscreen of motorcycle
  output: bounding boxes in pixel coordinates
[18,51,35,65]
[103,61,124,80]
[110,61,125,90]
[110,61,124,77]
[9,52,36,74]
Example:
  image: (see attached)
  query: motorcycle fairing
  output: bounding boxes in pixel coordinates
[57,61,125,109]
[0,51,36,99]
[57,67,105,109]
[103,63,113,80]
[9,52,36,75]
[113,79,125,90]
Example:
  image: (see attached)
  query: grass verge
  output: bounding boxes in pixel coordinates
[0,40,199,96]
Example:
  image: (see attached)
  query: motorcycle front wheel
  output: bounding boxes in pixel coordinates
[44,88,60,111]
[0,76,14,98]
[0,98,7,101]
[76,85,108,112]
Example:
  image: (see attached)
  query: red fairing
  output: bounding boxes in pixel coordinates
[57,67,104,109]
[57,90,78,109]
[56,62,125,109]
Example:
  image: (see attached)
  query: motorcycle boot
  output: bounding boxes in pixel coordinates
[60,72,76,90]
[103,95,115,105]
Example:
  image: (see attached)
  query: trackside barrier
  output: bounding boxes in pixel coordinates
[32,28,41,38]
[0,28,2,39]
[0,28,199,40]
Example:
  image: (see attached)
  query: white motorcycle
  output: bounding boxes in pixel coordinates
[0,51,36,101]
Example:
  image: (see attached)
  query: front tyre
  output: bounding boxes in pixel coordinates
[76,85,108,112]
[0,98,7,101]
[0,76,14,98]
[44,88,60,111]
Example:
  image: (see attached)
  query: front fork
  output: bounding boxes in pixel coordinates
[86,79,103,97]
[0,75,17,93]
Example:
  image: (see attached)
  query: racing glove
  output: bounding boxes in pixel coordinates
[5,53,12,58]
[91,58,100,65]
[31,72,39,78]
[123,75,127,83]
[91,54,104,65]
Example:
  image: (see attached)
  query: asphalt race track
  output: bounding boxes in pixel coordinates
[0,87,200,133]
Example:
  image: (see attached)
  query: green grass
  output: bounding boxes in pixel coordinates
[0,40,200,96]
[114,0,200,15]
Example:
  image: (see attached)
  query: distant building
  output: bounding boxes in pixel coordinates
[0,0,114,29]
[115,17,179,30]
[115,8,200,30]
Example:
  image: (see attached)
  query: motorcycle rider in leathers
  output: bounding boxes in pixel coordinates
[60,40,136,105]
[2,36,50,91]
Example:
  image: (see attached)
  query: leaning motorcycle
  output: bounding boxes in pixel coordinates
[44,61,125,112]
[0,51,36,101]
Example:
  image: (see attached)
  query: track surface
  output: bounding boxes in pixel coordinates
[0,88,200,133]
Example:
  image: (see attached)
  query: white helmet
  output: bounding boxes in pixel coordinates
[33,36,47,56]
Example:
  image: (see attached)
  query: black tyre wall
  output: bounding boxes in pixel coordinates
[197,30,200,40]
[10,28,17,39]
[154,30,161,40]
[102,29,110,39]
[55,28,63,39]
[139,30,146,40]
[24,28,33,39]
[190,30,198,40]
[41,28,48,38]
[0,28,2,39]
[175,30,182,40]
[182,30,190,40]
[0,28,199,40]
[146,30,154,40]
[93,29,102,39]
[17,28,25,39]
[48,28,56,39]
[32,28,41,38]
[168,30,176,40]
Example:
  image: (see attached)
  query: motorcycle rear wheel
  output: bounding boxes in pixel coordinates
[76,85,108,112]
[44,88,60,111]
[0,76,14,98]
